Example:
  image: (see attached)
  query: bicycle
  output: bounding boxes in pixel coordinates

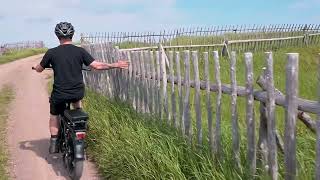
[59,102,88,180]
[32,66,90,180]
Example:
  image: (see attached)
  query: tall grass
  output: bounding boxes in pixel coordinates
[0,48,47,65]
[83,90,246,179]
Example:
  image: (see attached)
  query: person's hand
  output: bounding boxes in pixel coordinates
[117,60,130,69]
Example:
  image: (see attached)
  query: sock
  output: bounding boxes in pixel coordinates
[51,135,58,139]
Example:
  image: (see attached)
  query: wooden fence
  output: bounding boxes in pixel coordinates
[81,24,320,49]
[0,41,44,55]
[81,41,320,179]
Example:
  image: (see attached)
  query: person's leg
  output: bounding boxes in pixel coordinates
[49,114,60,136]
[49,100,64,153]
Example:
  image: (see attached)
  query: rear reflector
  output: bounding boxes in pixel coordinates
[76,132,86,140]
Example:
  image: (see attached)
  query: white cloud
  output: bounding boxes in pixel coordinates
[0,0,183,47]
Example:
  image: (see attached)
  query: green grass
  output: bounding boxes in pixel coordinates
[83,90,228,179]
[0,48,48,65]
[115,31,320,50]
[0,86,14,180]
[82,44,320,179]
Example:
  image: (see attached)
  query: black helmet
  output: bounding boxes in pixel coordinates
[55,22,74,39]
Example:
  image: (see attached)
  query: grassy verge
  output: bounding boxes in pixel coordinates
[83,90,223,179]
[0,86,14,179]
[0,48,48,65]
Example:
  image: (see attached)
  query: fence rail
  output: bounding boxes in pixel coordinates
[82,41,320,179]
[0,41,45,55]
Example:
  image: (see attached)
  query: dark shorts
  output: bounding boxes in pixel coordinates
[49,97,83,115]
[49,88,85,115]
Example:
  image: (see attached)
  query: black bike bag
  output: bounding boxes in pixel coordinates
[64,109,88,131]
[64,109,88,121]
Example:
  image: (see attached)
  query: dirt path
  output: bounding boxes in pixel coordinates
[0,55,100,180]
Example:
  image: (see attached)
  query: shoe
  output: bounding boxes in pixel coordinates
[49,137,59,154]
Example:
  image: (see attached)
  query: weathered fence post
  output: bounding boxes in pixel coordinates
[192,51,202,147]
[213,51,222,159]
[169,51,177,127]
[127,51,133,105]
[230,51,241,169]
[160,48,169,122]
[142,50,150,113]
[140,51,147,113]
[147,50,154,113]
[183,50,192,143]
[156,51,162,117]
[284,53,299,180]
[204,52,214,154]
[175,52,183,133]
[136,51,142,112]
[149,51,156,114]
[133,51,139,111]
[114,46,122,100]
[265,52,278,180]
[245,52,256,175]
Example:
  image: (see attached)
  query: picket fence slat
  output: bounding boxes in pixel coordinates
[143,50,150,113]
[146,50,153,113]
[183,50,192,142]
[156,51,162,117]
[131,51,136,110]
[265,52,278,180]
[213,51,222,158]
[169,51,177,127]
[204,52,214,153]
[245,52,256,175]
[230,51,241,168]
[161,49,169,121]
[127,51,133,104]
[136,51,143,112]
[149,50,156,114]
[135,51,141,111]
[192,51,202,146]
[140,51,147,113]
[175,52,184,133]
[284,53,299,180]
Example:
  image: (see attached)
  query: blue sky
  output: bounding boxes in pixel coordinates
[0,0,319,47]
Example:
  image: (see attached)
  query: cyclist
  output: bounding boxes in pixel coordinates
[32,22,129,153]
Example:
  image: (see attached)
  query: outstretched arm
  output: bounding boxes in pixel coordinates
[89,60,129,70]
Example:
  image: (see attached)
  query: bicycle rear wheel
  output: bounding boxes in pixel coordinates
[69,160,84,180]
[66,138,84,180]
